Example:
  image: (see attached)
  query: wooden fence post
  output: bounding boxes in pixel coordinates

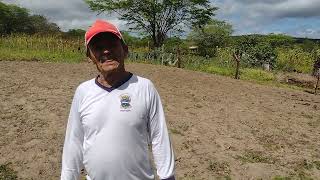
[233,50,242,79]
[315,68,320,95]
[177,46,181,68]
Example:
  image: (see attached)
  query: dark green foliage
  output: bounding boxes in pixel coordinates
[65,29,86,38]
[189,20,233,57]
[0,2,60,35]
[300,39,316,53]
[247,42,277,67]
[121,31,148,48]
[0,163,18,180]
[85,0,217,48]
[163,37,185,53]
[263,34,295,48]
[232,34,295,49]
[233,35,277,68]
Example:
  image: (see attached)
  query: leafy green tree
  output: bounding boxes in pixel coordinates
[28,15,60,34]
[0,2,29,34]
[0,2,60,35]
[120,31,141,47]
[276,46,314,73]
[85,0,218,48]
[233,35,276,68]
[232,35,260,52]
[263,34,294,48]
[0,2,10,34]
[300,39,316,53]
[188,20,233,57]
[65,29,86,38]
[163,36,184,53]
[249,42,277,67]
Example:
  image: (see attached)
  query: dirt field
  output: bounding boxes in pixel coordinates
[0,60,320,180]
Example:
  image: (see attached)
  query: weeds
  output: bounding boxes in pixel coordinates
[0,163,18,180]
[0,34,85,63]
[289,159,318,179]
[207,160,231,178]
[235,151,276,164]
[312,161,320,170]
[170,128,184,136]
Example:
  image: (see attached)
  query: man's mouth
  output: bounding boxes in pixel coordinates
[99,56,113,63]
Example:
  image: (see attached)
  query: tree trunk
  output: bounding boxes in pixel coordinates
[235,61,240,79]
[315,69,320,95]
[233,50,242,79]
[177,46,181,68]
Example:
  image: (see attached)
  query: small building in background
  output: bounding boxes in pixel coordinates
[189,46,198,54]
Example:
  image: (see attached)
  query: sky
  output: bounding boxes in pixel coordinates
[2,0,320,39]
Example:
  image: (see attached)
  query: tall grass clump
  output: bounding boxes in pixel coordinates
[0,34,85,63]
[182,54,234,77]
[276,47,314,73]
[241,68,275,82]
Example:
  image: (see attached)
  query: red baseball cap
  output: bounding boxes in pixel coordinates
[85,19,124,49]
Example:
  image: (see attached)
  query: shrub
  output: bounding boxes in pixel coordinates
[241,68,275,82]
[276,47,314,73]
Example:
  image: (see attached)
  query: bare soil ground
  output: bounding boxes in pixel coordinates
[0,60,320,180]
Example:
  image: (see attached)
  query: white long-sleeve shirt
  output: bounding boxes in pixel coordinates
[61,74,175,180]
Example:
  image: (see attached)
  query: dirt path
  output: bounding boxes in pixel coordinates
[0,61,319,179]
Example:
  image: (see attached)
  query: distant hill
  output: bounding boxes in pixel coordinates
[293,37,320,44]
[231,34,320,44]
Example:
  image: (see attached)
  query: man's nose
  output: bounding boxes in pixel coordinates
[102,48,111,55]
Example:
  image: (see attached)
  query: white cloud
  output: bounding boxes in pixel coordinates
[2,0,126,31]
[215,0,320,38]
[3,0,320,38]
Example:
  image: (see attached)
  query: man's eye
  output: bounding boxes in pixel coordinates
[94,45,104,50]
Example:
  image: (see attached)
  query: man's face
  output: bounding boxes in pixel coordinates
[88,33,128,74]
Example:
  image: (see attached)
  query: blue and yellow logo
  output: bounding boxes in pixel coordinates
[120,94,131,109]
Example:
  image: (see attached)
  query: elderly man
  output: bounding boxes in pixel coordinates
[61,20,175,180]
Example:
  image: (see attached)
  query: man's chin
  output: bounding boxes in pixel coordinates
[100,64,119,74]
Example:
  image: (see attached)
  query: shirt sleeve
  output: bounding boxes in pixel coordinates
[147,81,175,180]
[61,87,84,180]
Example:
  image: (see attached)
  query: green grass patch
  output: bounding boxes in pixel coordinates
[207,160,231,178]
[272,176,291,180]
[184,61,234,77]
[204,65,234,77]
[0,34,85,63]
[313,161,320,170]
[241,68,275,82]
[0,46,84,63]
[169,128,184,136]
[236,151,276,164]
[0,163,18,180]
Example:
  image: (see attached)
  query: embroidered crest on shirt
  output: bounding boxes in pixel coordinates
[120,94,131,111]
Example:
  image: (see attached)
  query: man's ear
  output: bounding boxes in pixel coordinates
[88,47,99,64]
[86,49,92,63]
[123,44,129,58]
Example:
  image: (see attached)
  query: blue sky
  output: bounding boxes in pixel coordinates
[3,0,320,39]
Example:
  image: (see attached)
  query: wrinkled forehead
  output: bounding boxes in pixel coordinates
[88,32,120,47]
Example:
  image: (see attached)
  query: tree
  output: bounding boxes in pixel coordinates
[0,2,10,34]
[85,0,218,48]
[263,34,294,48]
[0,2,60,35]
[233,35,277,68]
[188,20,233,57]
[249,42,277,67]
[65,29,86,38]
[28,15,60,34]
[301,39,316,53]
[0,2,29,34]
